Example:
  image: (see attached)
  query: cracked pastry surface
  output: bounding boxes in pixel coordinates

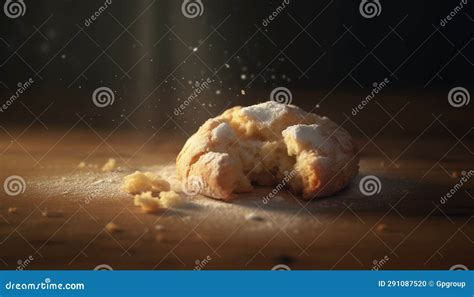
[176,101,359,200]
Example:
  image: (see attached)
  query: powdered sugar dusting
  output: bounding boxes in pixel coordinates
[241,101,289,125]
[211,123,235,143]
[283,124,328,149]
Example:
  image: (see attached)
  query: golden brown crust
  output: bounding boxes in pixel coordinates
[176,101,359,200]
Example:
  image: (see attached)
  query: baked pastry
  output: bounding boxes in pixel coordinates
[176,101,359,200]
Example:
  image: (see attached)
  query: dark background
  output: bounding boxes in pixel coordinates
[0,0,472,132]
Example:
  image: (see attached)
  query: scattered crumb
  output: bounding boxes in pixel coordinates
[245,212,264,221]
[155,224,165,231]
[102,158,117,172]
[241,89,246,95]
[451,171,458,179]
[105,222,122,233]
[155,232,165,242]
[77,162,86,169]
[134,191,162,214]
[375,223,387,233]
[8,207,18,214]
[41,208,62,218]
[123,171,170,195]
[159,191,186,208]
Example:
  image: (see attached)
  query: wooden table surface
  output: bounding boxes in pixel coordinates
[0,129,473,270]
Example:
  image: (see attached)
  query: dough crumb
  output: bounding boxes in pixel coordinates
[134,191,162,214]
[245,212,264,222]
[159,191,186,208]
[8,207,18,214]
[123,171,170,195]
[77,162,86,169]
[102,158,117,172]
[105,222,122,233]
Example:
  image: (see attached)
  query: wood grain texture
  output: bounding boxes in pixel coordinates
[0,129,473,270]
